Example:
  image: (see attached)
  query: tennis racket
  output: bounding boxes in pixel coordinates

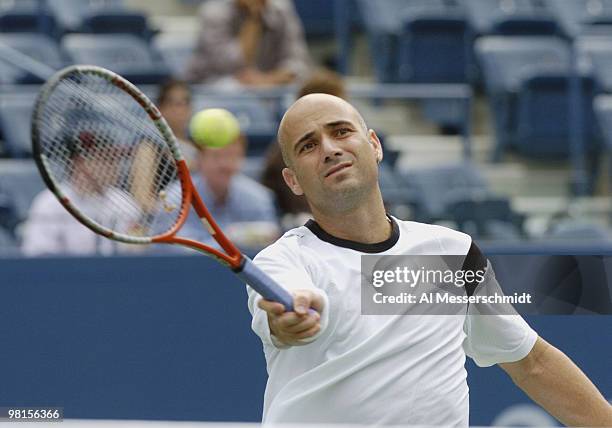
[31,65,294,310]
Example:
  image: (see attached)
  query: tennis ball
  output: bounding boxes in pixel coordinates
[189,108,240,149]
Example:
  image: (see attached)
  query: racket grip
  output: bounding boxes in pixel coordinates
[235,256,294,311]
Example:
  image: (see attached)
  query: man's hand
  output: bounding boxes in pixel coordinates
[257,290,325,346]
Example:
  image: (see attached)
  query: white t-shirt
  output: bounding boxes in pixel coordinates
[21,187,141,256]
[247,217,538,426]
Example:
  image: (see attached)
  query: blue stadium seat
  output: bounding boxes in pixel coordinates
[62,34,170,84]
[355,0,405,82]
[356,0,467,82]
[81,10,150,38]
[0,0,57,36]
[378,163,417,214]
[545,0,612,38]
[475,36,580,160]
[0,160,46,225]
[152,33,196,78]
[46,0,125,33]
[475,36,570,94]
[397,7,472,83]
[400,162,490,222]
[293,0,334,38]
[0,93,38,157]
[448,197,524,240]
[515,72,600,158]
[0,33,66,84]
[400,163,524,238]
[463,0,559,36]
[192,95,277,156]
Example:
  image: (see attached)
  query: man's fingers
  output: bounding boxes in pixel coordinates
[309,292,325,314]
[293,293,310,315]
[258,299,285,316]
[274,311,310,329]
[292,290,325,315]
[282,312,320,334]
[293,323,321,340]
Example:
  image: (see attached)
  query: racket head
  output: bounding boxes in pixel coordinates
[31,65,191,245]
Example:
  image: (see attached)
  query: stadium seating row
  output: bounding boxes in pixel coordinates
[5,149,610,255]
[0,84,281,158]
[0,33,172,85]
[356,0,612,84]
[0,0,152,39]
[0,157,526,255]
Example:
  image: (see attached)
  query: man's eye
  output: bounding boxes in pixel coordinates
[336,128,351,136]
[299,142,315,153]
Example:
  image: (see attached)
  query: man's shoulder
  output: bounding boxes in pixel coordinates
[395,218,473,254]
[254,224,314,260]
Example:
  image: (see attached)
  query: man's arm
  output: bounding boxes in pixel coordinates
[499,337,612,427]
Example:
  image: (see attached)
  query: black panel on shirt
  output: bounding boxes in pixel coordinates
[461,241,487,297]
[304,216,400,253]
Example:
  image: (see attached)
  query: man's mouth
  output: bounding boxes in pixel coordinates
[324,162,352,178]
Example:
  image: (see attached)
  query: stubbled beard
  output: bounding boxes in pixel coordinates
[308,179,371,214]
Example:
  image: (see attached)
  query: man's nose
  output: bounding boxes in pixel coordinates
[321,135,343,162]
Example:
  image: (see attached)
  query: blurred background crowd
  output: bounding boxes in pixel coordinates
[3,0,612,256]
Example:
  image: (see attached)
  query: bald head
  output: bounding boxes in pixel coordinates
[277,94,367,167]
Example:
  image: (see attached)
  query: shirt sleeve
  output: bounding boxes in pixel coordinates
[246,237,329,349]
[462,260,538,367]
[185,1,245,82]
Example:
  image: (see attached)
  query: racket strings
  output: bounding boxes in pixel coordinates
[36,72,184,238]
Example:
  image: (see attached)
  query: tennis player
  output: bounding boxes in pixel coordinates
[247,94,612,426]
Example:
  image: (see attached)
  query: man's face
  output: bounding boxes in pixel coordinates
[279,95,382,213]
[196,139,245,198]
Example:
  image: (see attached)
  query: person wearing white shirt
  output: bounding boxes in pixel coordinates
[247,94,612,426]
[21,186,138,256]
[22,132,143,257]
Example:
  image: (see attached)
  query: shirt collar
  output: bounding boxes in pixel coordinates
[304,215,400,253]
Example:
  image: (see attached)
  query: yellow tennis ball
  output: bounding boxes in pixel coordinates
[189,108,240,148]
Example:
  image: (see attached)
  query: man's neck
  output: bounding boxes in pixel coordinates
[310,193,391,244]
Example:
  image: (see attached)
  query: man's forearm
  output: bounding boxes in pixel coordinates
[500,337,612,427]
[239,17,261,66]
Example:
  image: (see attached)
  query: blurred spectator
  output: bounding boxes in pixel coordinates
[181,136,280,248]
[261,69,346,229]
[186,0,310,86]
[295,68,347,99]
[21,132,141,256]
[157,79,198,167]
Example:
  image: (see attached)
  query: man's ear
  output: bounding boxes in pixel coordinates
[282,167,304,196]
[368,129,383,164]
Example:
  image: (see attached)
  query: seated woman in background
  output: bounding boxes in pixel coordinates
[156,79,199,168]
